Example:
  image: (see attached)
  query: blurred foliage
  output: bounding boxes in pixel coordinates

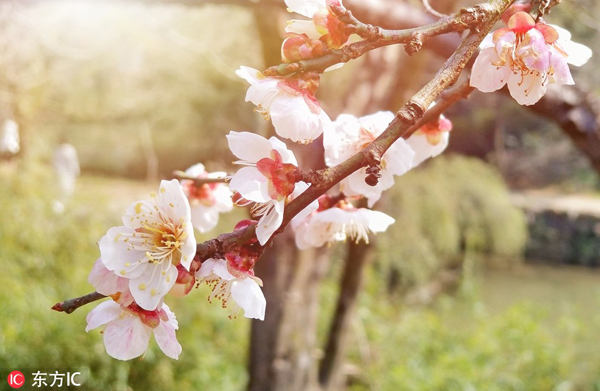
[376,156,528,289]
[347,295,600,391]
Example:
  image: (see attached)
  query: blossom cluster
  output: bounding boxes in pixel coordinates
[83,0,591,362]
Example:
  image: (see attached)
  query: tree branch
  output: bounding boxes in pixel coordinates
[51,291,106,314]
[263,2,498,76]
[172,171,230,185]
[54,0,513,315]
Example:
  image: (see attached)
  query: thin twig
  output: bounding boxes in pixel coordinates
[52,291,106,314]
[264,2,499,76]
[422,0,447,19]
[172,170,230,185]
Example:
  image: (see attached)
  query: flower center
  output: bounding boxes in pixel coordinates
[256,149,298,201]
[136,219,188,266]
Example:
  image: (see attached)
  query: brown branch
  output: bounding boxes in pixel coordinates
[277,0,512,231]
[55,0,513,315]
[51,291,106,314]
[264,2,500,76]
[172,170,230,185]
[530,0,560,21]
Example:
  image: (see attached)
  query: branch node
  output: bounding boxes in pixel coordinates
[458,4,489,28]
[405,32,424,56]
[397,100,427,125]
[301,169,326,184]
[365,166,382,187]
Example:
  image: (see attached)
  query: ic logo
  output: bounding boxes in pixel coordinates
[7,371,25,389]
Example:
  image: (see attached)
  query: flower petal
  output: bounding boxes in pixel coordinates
[407,132,449,167]
[470,48,511,92]
[85,301,122,332]
[230,278,266,320]
[153,321,182,359]
[89,258,129,296]
[190,204,220,233]
[256,200,285,246]
[270,95,327,143]
[99,227,149,279]
[284,0,324,17]
[103,315,152,361]
[229,166,270,203]
[156,179,191,226]
[130,263,177,310]
[227,131,274,163]
[507,71,547,105]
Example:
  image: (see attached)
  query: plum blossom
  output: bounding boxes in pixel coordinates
[89,258,129,297]
[179,163,233,233]
[99,180,196,311]
[285,0,351,49]
[293,200,395,249]
[471,11,592,105]
[406,112,452,167]
[324,111,415,207]
[197,256,266,320]
[86,300,181,360]
[236,66,332,143]
[227,131,314,245]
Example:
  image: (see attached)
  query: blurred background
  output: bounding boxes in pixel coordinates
[1,0,600,390]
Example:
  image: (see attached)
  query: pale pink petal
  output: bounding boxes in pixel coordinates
[85,301,121,332]
[346,169,390,208]
[325,113,362,166]
[383,138,415,176]
[560,39,592,67]
[153,322,182,359]
[179,222,196,271]
[156,180,191,224]
[290,182,319,225]
[480,33,494,49]
[213,186,234,212]
[268,136,298,165]
[199,258,236,281]
[235,66,262,86]
[285,19,321,39]
[227,131,274,163]
[354,209,395,233]
[270,95,326,143]
[470,48,512,92]
[293,219,314,250]
[184,163,206,177]
[358,111,395,137]
[99,228,149,279]
[284,0,324,17]
[518,29,550,74]
[407,132,449,167]
[230,278,266,320]
[551,24,572,41]
[89,258,129,296]
[190,204,220,233]
[130,264,177,311]
[122,200,159,229]
[549,48,574,85]
[256,200,285,246]
[103,315,152,360]
[229,166,270,203]
[507,71,547,105]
